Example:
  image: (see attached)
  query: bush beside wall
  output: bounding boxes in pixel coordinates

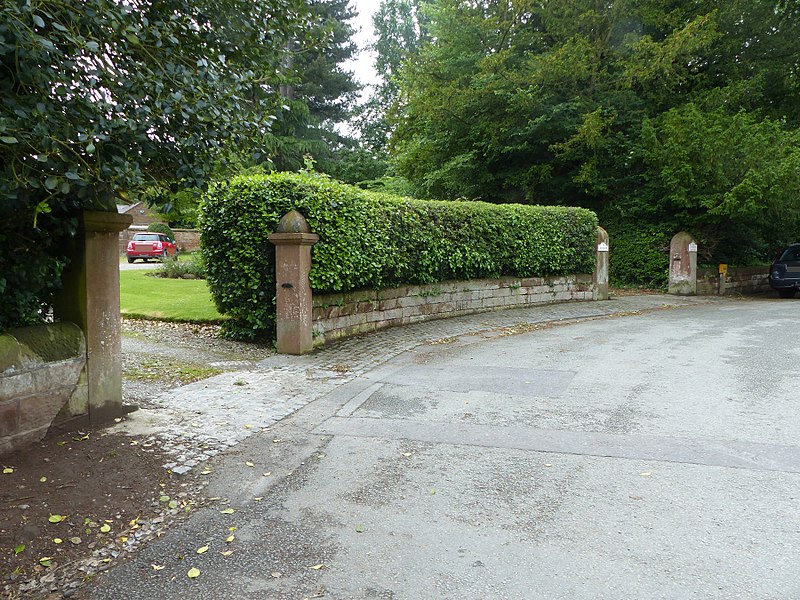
[200,172,598,340]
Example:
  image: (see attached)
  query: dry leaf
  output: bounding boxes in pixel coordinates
[310,564,324,570]
[639,472,652,477]
[401,453,412,457]
[225,535,235,543]
[53,538,63,544]
[221,550,233,557]
[196,546,209,554]
[187,567,201,579]
[245,461,255,467]
[220,508,235,514]
[100,524,111,533]
[39,476,47,483]
[48,515,65,523]
[253,497,263,502]
[152,564,165,571]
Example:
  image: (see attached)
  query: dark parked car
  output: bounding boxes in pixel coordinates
[770,244,800,298]
[126,232,178,263]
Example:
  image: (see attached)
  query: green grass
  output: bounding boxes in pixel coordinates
[120,270,225,323]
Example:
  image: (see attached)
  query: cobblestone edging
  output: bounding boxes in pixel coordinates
[312,274,595,347]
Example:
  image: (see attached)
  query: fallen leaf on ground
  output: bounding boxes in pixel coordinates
[639,472,652,477]
[220,508,235,514]
[39,476,47,483]
[14,543,25,555]
[39,557,53,567]
[152,564,165,571]
[271,572,281,579]
[245,461,255,467]
[310,564,325,570]
[221,550,233,557]
[196,545,209,554]
[401,453,412,458]
[48,515,65,523]
[200,469,212,475]
[253,497,263,502]
[187,567,200,579]
[100,524,111,533]
[53,538,62,544]
[225,535,235,543]
[69,537,82,545]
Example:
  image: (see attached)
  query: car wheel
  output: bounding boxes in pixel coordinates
[779,289,796,298]
[127,257,134,264]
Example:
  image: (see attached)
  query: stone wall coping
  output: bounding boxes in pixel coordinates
[1,322,85,373]
[268,232,320,246]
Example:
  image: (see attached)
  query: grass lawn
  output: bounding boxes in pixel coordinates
[119,270,225,323]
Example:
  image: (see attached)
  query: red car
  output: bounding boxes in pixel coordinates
[126,232,178,263]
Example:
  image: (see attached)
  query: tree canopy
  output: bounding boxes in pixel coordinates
[383,0,800,273]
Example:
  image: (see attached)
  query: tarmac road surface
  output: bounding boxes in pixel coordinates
[91,295,800,599]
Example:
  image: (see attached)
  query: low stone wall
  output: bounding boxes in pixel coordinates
[696,266,770,296]
[0,323,87,455]
[312,274,595,346]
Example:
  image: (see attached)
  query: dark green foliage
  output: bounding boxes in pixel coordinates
[605,223,672,289]
[147,223,175,241]
[0,209,77,329]
[384,0,800,284]
[200,171,597,339]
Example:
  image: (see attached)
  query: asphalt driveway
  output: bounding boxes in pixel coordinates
[89,295,800,599]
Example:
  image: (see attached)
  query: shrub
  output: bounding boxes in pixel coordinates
[200,172,598,340]
[153,255,206,279]
[147,222,175,241]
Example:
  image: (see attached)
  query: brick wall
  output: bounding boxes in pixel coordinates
[173,229,201,253]
[312,274,595,346]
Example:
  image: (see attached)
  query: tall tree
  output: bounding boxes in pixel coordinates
[268,0,361,172]
[356,0,427,155]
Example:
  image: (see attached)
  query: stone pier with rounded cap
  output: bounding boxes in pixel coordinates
[269,210,319,355]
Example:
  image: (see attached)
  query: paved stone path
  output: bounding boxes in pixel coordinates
[112,295,725,475]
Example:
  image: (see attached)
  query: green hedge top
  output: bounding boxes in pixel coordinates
[199,172,598,339]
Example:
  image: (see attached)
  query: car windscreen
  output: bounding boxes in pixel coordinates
[778,246,800,262]
[132,234,161,241]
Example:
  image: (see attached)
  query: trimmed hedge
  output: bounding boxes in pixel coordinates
[200,172,598,340]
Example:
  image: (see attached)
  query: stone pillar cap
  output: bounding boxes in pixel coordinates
[276,210,311,233]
